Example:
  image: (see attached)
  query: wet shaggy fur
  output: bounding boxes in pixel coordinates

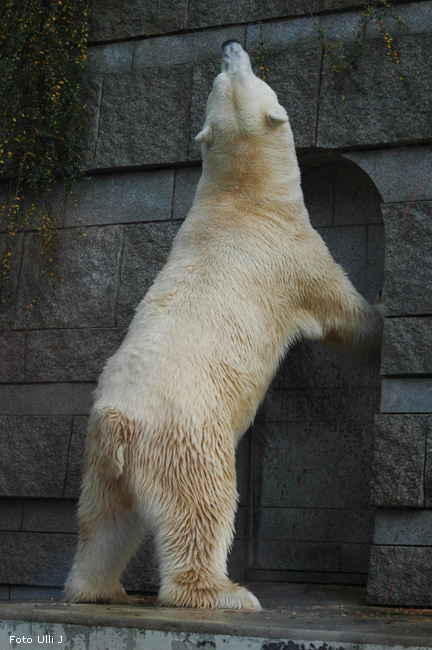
[64,42,383,609]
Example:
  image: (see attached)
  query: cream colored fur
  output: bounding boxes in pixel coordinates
[64,42,383,609]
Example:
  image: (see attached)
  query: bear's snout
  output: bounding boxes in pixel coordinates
[221,40,252,75]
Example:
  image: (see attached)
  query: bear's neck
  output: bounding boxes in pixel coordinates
[197,138,306,216]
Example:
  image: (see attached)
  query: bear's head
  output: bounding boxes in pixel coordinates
[195,41,293,158]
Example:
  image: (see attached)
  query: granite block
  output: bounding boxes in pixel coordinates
[344,147,432,203]
[117,221,180,327]
[15,227,123,329]
[0,499,23,531]
[64,416,88,499]
[340,543,370,573]
[252,507,375,544]
[381,378,432,413]
[22,500,78,534]
[9,586,63,601]
[26,328,125,382]
[365,223,385,304]
[426,431,432,508]
[0,384,94,416]
[0,532,76,586]
[172,167,202,221]
[381,317,432,376]
[272,340,381,390]
[333,162,383,226]
[374,510,432,546]
[0,331,25,382]
[64,171,175,227]
[383,202,432,316]
[371,414,430,507]
[0,233,23,330]
[81,74,104,171]
[0,417,72,497]
[264,387,380,421]
[134,26,246,70]
[85,42,134,75]
[367,546,432,607]
[251,540,340,572]
[253,419,374,508]
[94,66,193,169]
[318,34,432,148]
[89,0,188,42]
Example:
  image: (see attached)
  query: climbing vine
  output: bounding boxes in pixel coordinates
[0,0,89,304]
[256,0,408,87]
[314,0,407,87]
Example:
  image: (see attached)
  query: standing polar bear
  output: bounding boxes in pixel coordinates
[65,41,383,610]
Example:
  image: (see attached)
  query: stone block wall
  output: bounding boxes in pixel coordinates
[0,0,431,605]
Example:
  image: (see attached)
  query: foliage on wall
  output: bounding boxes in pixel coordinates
[256,0,408,87]
[0,0,89,305]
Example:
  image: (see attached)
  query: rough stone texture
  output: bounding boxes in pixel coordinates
[64,171,174,227]
[0,417,72,497]
[383,202,432,316]
[344,146,432,203]
[0,233,24,330]
[374,510,432,546]
[381,317,432,376]
[365,223,385,304]
[426,432,432,508]
[117,222,181,327]
[26,328,125,382]
[0,532,76,586]
[81,74,104,171]
[370,414,430,507]
[367,546,432,607]
[301,164,335,227]
[15,227,123,329]
[134,26,246,69]
[22,500,78,534]
[263,387,380,421]
[333,163,383,225]
[318,34,432,148]
[64,416,88,499]
[89,0,188,42]
[252,540,340,572]
[0,331,25,382]
[246,16,317,50]
[318,225,367,294]
[252,508,375,544]
[9,586,63,601]
[86,42,134,75]
[0,384,94,416]
[172,167,202,220]
[252,419,374,508]
[272,341,380,390]
[94,66,193,169]
[0,499,23,531]
[340,544,370,573]
[381,378,432,413]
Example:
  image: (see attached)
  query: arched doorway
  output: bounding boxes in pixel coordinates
[244,158,385,585]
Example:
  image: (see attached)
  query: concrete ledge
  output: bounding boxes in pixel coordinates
[1,584,432,648]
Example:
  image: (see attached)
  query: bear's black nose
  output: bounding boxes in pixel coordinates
[222,39,241,49]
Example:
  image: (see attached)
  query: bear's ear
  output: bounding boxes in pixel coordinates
[267,110,288,127]
[195,124,213,145]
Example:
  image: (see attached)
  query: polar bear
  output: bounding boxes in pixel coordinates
[64,41,383,610]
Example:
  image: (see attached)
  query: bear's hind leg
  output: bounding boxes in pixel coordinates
[64,470,145,604]
[149,438,261,610]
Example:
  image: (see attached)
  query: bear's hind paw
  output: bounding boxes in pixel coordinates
[158,580,262,610]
